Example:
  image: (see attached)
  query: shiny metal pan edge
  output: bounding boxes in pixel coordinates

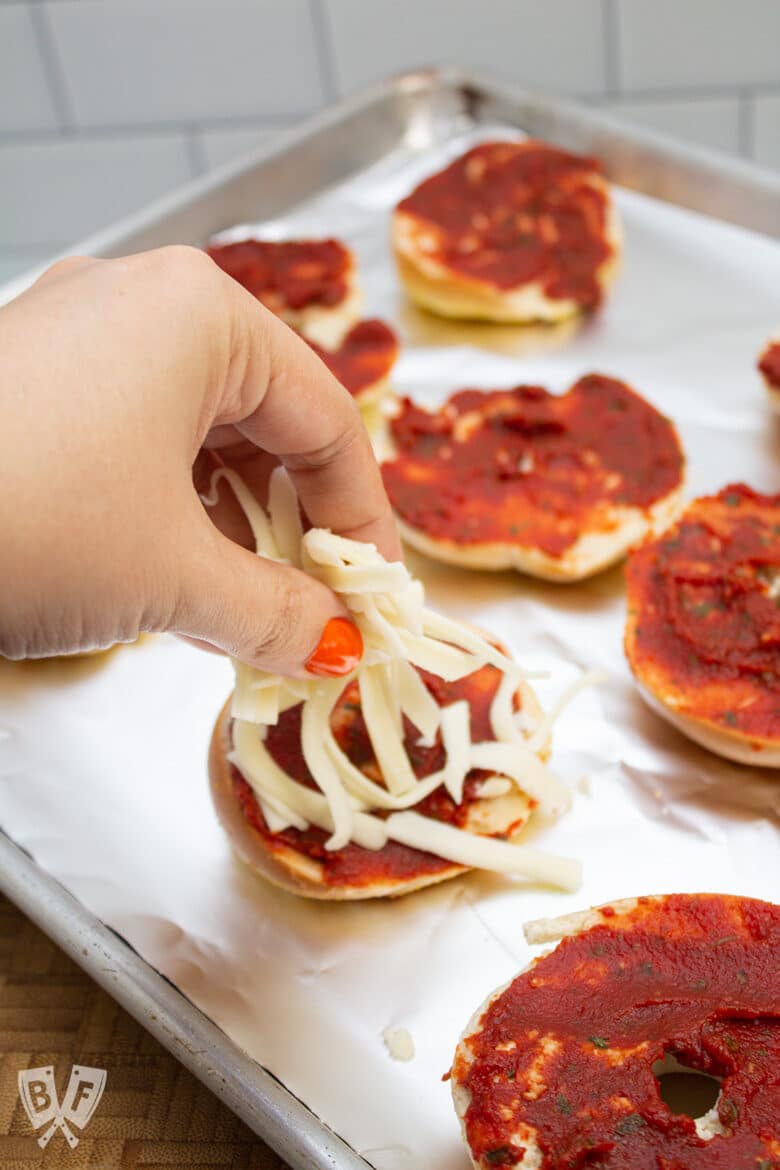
[0,830,368,1170]
[1,65,778,307]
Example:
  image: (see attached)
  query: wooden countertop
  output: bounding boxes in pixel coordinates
[0,894,286,1169]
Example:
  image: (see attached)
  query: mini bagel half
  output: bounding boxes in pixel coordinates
[210,663,546,900]
[381,376,685,582]
[452,893,780,1169]
[625,483,780,767]
[393,139,621,324]
[206,236,362,348]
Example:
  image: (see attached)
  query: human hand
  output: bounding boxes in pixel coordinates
[0,247,400,674]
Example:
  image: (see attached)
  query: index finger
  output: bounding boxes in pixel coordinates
[214,281,401,562]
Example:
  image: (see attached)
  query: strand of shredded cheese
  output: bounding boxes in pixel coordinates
[203,468,280,559]
[205,466,593,890]
[489,669,526,743]
[440,701,471,804]
[382,813,582,890]
[393,659,441,741]
[231,720,387,850]
[268,467,303,566]
[359,664,418,796]
[395,629,484,682]
[232,723,580,888]
[526,669,608,755]
[324,733,448,811]
[468,742,570,818]
[300,680,355,850]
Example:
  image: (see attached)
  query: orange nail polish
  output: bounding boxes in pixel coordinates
[305,617,363,677]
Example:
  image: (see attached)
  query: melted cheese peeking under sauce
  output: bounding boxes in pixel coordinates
[206,466,598,890]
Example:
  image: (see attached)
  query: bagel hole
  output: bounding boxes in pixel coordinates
[653,1054,721,1119]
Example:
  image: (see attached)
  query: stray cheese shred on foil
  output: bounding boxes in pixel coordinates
[205,466,599,891]
[383,1026,415,1062]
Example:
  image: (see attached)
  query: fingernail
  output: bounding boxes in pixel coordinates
[305,617,363,677]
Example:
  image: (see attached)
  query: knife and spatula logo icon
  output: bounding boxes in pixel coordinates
[18,1064,107,1149]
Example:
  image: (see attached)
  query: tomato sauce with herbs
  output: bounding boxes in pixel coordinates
[396,140,614,308]
[454,894,780,1170]
[382,376,684,557]
[207,238,351,312]
[626,484,780,743]
[231,663,530,889]
[758,341,780,391]
[307,319,398,400]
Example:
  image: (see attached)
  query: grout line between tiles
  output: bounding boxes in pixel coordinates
[588,87,752,112]
[619,81,780,104]
[0,115,303,148]
[309,0,339,102]
[28,2,75,131]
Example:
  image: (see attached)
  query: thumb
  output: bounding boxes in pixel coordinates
[170,514,363,679]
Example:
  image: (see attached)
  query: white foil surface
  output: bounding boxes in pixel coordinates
[2,126,780,1170]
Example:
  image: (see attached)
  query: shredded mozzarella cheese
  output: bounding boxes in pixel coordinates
[469,742,570,818]
[359,664,418,796]
[206,468,595,889]
[394,659,441,740]
[203,467,280,559]
[231,663,281,725]
[382,812,581,890]
[383,1026,415,1062]
[440,701,471,804]
[300,680,356,849]
[526,669,608,755]
[268,467,303,565]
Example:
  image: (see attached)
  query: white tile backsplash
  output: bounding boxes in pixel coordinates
[45,0,323,126]
[323,0,607,96]
[0,4,60,132]
[0,0,777,268]
[753,94,780,169]
[599,96,742,154]
[0,132,193,248]
[617,0,780,90]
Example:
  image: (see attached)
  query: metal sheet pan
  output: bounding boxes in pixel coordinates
[1,66,778,307]
[0,830,367,1170]
[1,68,779,1170]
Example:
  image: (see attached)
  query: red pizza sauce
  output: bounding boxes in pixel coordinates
[206,238,351,312]
[758,341,780,391]
[454,894,780,1170]
[626,484,780,742]
[382,376,684,557]
[230,663,531,889]
[307,319,398,400]
[396,140,614,307]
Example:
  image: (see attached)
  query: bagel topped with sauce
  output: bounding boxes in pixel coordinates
[207,237,398,402]
[625,483,780,766]
[306,317,398,407]
[207,236,362,348]
[205,466,586,901]
[452,893,780,1170]
[211,657,555,900]
[393,139,621,324]
[381,375,685,582]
